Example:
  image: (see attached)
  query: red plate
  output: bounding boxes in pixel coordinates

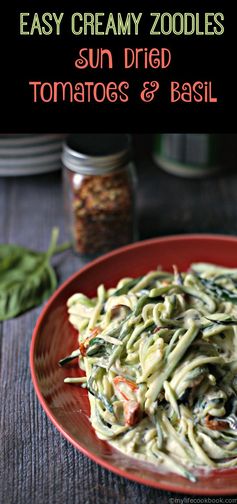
[30,234,237,495]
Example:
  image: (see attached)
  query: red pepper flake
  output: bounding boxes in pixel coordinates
[79,342,87,356]
[113,376,138,401]
[153,326,162,333]
[113,376,138,390]
[89,327,101,338]
[79,327,101,356]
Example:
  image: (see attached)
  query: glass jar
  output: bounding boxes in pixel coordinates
[153,134,221,177]
[62,134,137,257]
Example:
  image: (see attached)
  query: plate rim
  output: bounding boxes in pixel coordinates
[30,233,237,495]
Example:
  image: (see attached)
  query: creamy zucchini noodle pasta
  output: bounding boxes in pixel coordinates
[59,263,237,481]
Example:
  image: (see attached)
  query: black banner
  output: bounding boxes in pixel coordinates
[1,0,234,132]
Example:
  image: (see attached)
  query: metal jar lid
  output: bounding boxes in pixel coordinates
[62,134,131,175]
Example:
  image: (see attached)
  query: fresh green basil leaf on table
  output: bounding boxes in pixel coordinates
[0,228,71,321]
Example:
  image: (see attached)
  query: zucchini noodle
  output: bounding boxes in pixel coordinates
[60,263,237,482]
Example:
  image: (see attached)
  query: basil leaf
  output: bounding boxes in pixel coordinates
[197,276,237,304]
[0,228,70,320]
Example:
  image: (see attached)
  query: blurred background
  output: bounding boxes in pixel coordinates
[1,133,237,251]
[134,133,237,238]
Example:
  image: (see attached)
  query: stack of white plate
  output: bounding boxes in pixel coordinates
[0,134,66,176]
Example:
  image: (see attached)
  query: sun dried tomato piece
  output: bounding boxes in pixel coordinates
[124,401,140,426]
[205,414,229,431]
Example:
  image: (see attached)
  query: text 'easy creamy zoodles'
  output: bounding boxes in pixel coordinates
[59,263,237,481]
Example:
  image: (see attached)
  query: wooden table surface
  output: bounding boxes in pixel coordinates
[1,134,237,504]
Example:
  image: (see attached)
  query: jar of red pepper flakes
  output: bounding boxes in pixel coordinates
[62,134,138,257]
